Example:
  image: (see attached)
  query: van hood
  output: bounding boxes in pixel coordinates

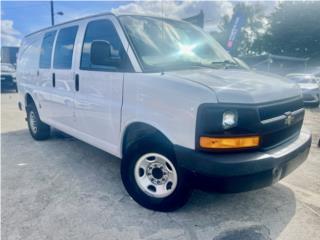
[167,69,302,104]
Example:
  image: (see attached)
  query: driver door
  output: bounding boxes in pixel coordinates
[74,17,132,155]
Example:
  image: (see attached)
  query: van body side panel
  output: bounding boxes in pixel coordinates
[72,16,127,157]
[43,25,79,128]
[37,30,57,120]
[18,15,135,158]
[74,70,124,156]
[120,73,217,156]
[16,34,42,114]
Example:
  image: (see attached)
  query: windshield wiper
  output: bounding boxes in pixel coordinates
[211,60,241,69]
[157,60,219,71]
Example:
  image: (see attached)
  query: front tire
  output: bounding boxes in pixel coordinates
[26,103,51,140]
[121,136,191,211]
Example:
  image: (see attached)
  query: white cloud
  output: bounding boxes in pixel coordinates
[1,19,21,46]
[111,0,234,32]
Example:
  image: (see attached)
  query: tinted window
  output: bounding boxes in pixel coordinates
[80,19,131,71]
[53,26,78,69]
[39,30,56,69]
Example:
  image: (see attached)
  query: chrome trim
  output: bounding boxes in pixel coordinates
[261,108,304,125]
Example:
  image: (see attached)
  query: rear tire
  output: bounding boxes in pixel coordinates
[26,103,51,140]
[121,136,191,212]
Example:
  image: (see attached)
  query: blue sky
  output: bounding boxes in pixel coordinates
[1,1,128,43]
[1,1,276,47]
[1,0,242,46]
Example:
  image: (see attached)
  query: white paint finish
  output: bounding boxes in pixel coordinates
[43,23,80,129]
[71,15,127,156]
[16,33,42,112]
[166,69,302,104]
[38,67,55,118]
[45,69,75,127]
[74,70,124,156]
[121,72,217,152]
[17,13,304,159]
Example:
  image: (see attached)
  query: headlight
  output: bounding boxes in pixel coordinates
[222,111,238,129]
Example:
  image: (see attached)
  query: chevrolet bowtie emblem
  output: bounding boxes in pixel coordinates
[284,112,294,126]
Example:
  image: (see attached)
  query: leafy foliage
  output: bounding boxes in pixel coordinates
[212,3,266,56]
[213,1,320,63]
[260,1,320,62]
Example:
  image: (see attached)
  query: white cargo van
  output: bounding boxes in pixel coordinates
[17,13,312,211]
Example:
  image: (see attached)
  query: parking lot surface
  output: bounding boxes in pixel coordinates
[2,92,320,240]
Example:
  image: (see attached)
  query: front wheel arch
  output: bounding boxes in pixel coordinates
[25,93,35,108]
[121,122,174,159]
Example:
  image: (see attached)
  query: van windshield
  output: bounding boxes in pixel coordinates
[119,15,238,72]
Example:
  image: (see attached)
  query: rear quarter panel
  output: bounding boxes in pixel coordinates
[16,33,43,112]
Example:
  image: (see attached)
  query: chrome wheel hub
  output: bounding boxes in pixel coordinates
[134,153,178,198]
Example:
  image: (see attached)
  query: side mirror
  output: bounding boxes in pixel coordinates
[90,40,111,66]
[90,40,121,67]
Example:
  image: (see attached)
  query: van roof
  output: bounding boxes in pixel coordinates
[24,12,185,38]
[25,12,116,38]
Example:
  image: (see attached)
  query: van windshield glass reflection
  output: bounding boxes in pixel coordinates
[120,15,237,71]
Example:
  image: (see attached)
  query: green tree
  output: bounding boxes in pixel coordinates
[260,1,320,62]
[212,3,266,56]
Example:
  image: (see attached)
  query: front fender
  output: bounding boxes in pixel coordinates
[121,72,217,154]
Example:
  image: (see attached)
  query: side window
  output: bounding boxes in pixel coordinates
[19,36,42,73]
[39,30,56,69]
[80,19,132,72]
[53,26,78,69]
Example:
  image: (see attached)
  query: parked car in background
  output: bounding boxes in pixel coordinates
[17,13,311,211]
[311,68,320,85]
[286,73,320,107]
[1,63,17,91]
[1,46,19,91]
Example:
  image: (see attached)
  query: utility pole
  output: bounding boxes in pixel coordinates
[50,0,54,26]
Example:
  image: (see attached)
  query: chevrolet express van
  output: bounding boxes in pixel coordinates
[17,13,312,211]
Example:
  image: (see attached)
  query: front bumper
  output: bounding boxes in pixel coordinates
[175,130,311,192]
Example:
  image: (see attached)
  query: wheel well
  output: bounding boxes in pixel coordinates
[25,93,35,107]
[122,122,173,157]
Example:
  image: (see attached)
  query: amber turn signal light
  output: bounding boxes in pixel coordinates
[200,136,260,149]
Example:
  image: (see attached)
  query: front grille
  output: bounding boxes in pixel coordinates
[258,97,304,149]
[261,121,303,149]
[258,97,304,121]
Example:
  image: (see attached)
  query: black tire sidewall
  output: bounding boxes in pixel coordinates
[121,136,191,211]
[27,105,39,137]
[26,103,50,140]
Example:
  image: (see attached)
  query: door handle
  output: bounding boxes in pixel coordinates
[52,73,56,87]
[75,74,79,91]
